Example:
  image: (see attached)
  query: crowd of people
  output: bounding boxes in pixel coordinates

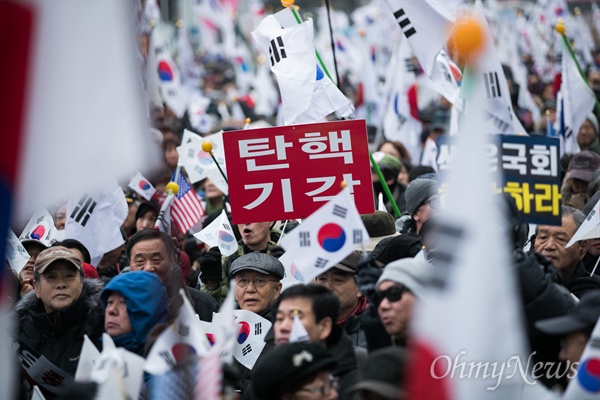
[5,0,600,399]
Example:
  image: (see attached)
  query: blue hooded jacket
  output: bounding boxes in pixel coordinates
[100,271,168,355]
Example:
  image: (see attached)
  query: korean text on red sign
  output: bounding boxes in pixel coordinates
[222,119,374,224]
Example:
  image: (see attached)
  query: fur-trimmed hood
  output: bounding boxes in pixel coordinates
[15,278,104,338]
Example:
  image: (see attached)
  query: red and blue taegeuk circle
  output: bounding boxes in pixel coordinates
[218,230,235,243]
[157,60,174,81]
[238,321,250,344]
[30,225,46,240]
[171,343,197,362]
[139,180,151,190]
[577,357,600,393]
[317,223,346,252]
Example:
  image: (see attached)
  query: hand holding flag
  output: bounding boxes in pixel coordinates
[128,172,156,201]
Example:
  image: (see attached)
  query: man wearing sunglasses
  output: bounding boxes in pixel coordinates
[375,258,434,345]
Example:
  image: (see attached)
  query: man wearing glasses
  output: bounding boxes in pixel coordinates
[272,284,359,400]
[230,252,284,318]
[314,251,369,348]
[376,258,434,345]
[401,178,439,236]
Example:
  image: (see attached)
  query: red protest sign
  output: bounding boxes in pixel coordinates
[223,119,374,224]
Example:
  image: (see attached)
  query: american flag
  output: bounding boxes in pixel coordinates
[171,173,204,234]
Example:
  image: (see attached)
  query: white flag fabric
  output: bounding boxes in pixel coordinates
[290,314,310,343]
[9,1,158,224]
[383,0,457,77]
[407,58,530,398]
[64,182,128,265]
[427,50,463,107]
[280,188,370,283]
[211,280,238,365]
[19,208,57,248]
[145,289,210,375]
[461,2,527,136]
[278,251,304,292]
[6,229,29,274]
[148,16,187,118]
[193,210,237,257]
[562,316,600,399]
[90,334,145,400]
[555,40,596,156]
[566,197,600,248]
[154,193,174,234]
[381,38,422,162]
[177,130,228,194]
[30,386,45,400]
[232,310,271,370]
[252,16,353,125]
[128,172,156,201]
[74,335,100,382]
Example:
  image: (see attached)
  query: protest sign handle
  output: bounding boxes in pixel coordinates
[369,152,401,218]
[559,33,600,115]
[287,4,334,83]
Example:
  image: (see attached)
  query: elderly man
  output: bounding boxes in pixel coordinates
[315,251,368,348]
[15,247,104,389]
[126,229,219,321]
[533,205,600,298]
[375,258,434,346]
[272,284,360,400]
[230,252,284,319]
[223,220,282,277]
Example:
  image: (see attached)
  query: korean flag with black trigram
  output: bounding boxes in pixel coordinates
[383,0,457,77]
[252,9,353,125]
[64,181,128,265]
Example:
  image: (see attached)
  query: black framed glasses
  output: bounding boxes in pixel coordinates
[377,285,406,304]
[298,374,338,396]
[236,276,279,288]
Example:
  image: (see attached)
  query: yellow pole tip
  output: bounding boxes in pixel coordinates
[340,181,347,188]
[555,19,565,35]
[281,0,295,7]
[245,118,251,124]
[201,141,214,153]
[166,181,179,195]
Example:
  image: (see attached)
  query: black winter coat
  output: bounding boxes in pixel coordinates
[14,279,104,377]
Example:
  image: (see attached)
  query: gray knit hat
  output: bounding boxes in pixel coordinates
[377,258,433,299]
[405,178,439,217]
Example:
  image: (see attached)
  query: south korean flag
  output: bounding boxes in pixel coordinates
[64,181,128,265]
[232,310,271,370]
[280,187,370,283]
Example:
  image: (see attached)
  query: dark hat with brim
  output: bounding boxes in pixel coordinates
[348,347,405,400]
[535,291,600,335]
[252,342,336,400]
[230,252,284,280]
[332,251,362,274]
